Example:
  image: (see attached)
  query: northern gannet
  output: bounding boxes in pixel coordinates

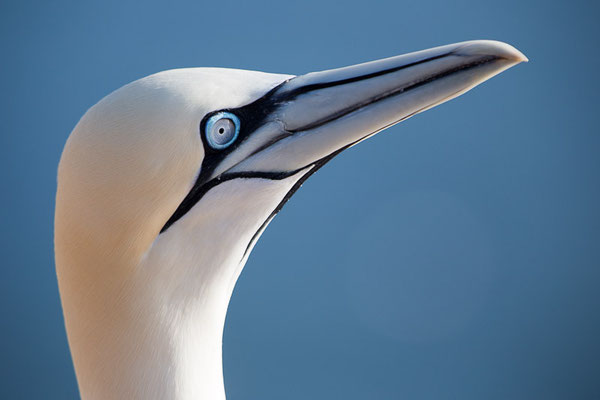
[55,40,527,399]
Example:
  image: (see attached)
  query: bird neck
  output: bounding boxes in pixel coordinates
[58,235,242,400]
[57,174,305,400]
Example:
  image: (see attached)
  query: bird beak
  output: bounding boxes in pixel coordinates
[220,40,527,176]
[160,40,527,233]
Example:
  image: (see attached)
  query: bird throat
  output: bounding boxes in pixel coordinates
[66,173,307,399]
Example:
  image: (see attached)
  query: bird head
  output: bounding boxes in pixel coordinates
[57,40,526,270]
[54,40,526,399]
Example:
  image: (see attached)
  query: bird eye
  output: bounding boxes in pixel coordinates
[204,112,240,150]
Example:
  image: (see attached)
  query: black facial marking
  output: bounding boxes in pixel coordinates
[160,83,288,233]
[160,51,498,234]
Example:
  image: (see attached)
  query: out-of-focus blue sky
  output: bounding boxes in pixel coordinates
[1,0,598,398]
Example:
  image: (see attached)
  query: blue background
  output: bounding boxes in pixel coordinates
[1,0,598,398]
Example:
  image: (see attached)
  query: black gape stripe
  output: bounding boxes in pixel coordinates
[240,144,350,260]
[160,51,497,233]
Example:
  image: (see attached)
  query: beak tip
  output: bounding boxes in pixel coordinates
[456,40,528,64]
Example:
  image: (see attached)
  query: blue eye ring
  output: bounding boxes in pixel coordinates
[204,111,241,150]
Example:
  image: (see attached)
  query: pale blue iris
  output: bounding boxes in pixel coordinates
[205,111,240,150]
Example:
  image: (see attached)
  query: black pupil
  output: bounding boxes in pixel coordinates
[218,127,225,134]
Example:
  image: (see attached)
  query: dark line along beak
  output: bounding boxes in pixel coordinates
[222,40,527,176]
